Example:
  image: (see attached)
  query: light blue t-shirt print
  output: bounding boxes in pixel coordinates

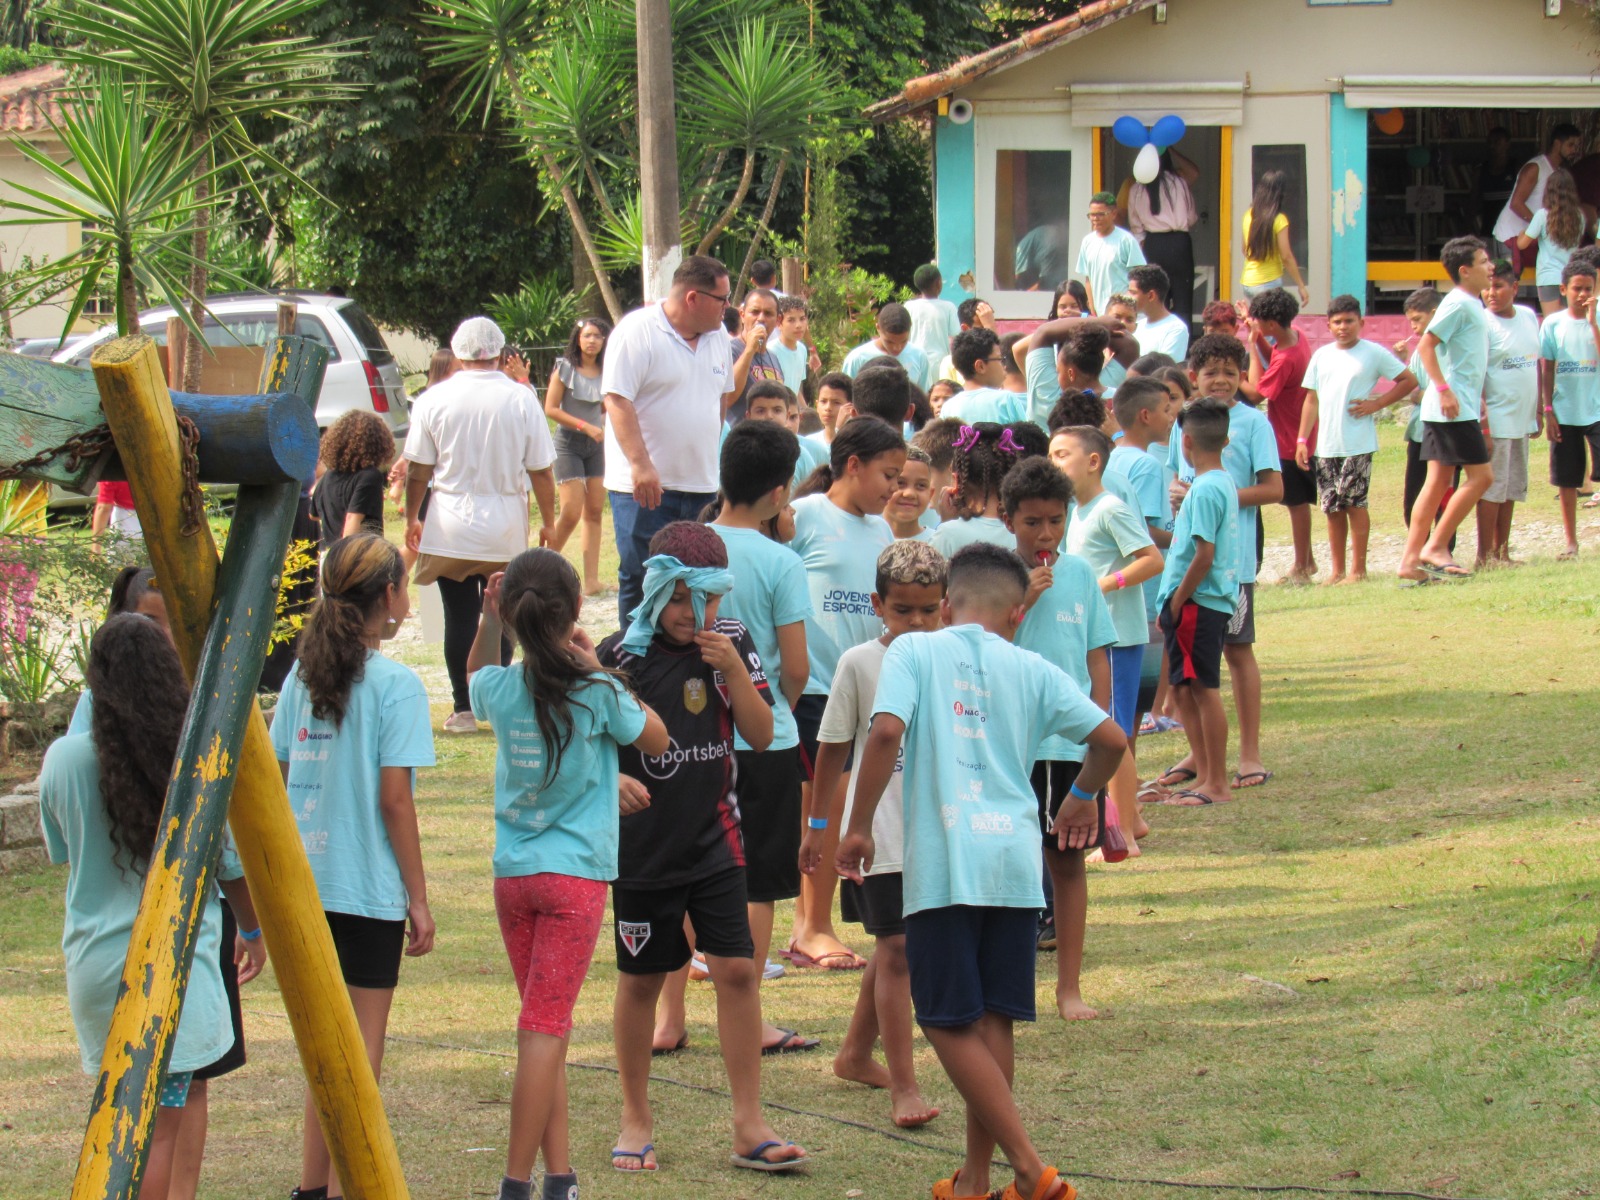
[269,652,436,920]
[711,524,812,749]
[1107,444,1168,621]
[1167,400,1275,584]
[1158,468,1239,616]
[872,624,1110,917]
[1539,310,1600,428]
[791,493,893,694]
[470,665,647,881]
[1015,552,1116,762]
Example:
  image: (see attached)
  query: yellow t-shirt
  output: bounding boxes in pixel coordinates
[1241,209,1291,287]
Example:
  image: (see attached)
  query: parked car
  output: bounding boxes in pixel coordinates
[11,333,92,359]
[44,292,408,513]
[54,291,410,436]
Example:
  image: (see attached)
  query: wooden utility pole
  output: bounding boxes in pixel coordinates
[636,0,682,301]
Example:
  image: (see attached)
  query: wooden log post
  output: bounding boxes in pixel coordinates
[81,334,410,1200]
[72,482,302,1199]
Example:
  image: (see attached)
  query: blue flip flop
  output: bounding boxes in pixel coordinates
[730,1140,807,1172]
[611,1143,657,1172]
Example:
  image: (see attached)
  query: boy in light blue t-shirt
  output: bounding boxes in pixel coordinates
[838,543,1125,1200]
[1538,259,1600,559]
[1003,458,1117,1022]
[1156,398,1239,808]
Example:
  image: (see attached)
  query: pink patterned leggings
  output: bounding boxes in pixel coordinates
[494,873,608,1037]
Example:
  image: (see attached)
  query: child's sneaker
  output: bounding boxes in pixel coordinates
[443,710,479,733]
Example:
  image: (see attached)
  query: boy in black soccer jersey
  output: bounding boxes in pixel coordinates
[599,521,809,1174]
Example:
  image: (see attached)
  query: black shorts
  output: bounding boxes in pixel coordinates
[906,905,1037,1028]
[792,694,827,781]
[612,867,753,975]
[1224,581,1255,646]
[1549,422,1600,489]
[1420,419,1490,466]
[735,747,802,903]
[325,910,407,990]
[1160,599,1227,689]
[839,872,905,937]
[1278,455,1317,507]
[194,899,245,1080]
[1030,760,1111,851]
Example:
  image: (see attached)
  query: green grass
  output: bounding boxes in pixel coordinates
[3,457,1600,1199]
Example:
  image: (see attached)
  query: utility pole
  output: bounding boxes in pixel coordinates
[636,0,682,301]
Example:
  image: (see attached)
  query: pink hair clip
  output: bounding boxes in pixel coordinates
[997,429,1022,455]
[952,424,981,452]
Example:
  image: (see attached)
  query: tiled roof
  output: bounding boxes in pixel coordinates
[0,65,68,136]
[865,0,1157,123]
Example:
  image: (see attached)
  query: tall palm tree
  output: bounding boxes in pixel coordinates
[51,0,356,388]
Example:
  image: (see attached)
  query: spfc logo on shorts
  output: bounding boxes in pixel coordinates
[683,678,707,715]
[619,921,651,956]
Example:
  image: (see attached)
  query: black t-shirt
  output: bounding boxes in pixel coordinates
[599,617,773,888]
[312,467,386,551]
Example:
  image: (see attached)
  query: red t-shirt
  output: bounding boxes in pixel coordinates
[97,480,135,509]
[1259,335,1313,460]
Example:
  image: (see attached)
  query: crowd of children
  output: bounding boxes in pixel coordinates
[41,232,1593,1200]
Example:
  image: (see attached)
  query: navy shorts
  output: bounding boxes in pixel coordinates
[905,905,1037,1028]
[793,694,827,781]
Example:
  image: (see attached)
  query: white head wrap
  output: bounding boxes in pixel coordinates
[451,316,506,362]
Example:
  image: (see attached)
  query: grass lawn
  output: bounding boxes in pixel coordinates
[3,452,1599,1199]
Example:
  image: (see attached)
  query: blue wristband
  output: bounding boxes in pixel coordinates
[1067,782,1095,802]
[807,817,828,831]
[239,927,263,942]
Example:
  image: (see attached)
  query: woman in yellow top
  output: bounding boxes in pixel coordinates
[1241,170,1309,304]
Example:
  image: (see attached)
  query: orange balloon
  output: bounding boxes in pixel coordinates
[1374,109,1404,136]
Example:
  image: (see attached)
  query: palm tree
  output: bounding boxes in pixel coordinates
[50,0,356,388]
[0,72,244,341]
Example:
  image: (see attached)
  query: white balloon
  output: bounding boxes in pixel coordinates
[1133,142,1161,185]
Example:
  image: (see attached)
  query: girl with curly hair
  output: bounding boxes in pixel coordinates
[268,533,435,1200]
[313,410,396,553]
[930,422,1029,556]
[40,614,265,1199]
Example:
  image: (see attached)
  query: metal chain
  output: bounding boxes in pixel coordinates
[0,423,115,482]
[0,417,204,538]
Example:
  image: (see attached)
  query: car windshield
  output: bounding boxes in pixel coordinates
[336,302,394,364]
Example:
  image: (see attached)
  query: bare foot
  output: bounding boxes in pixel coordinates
[1089,836,1140,861]
[1339,572,1366,584]
[733,1119,805,1167]
[1558,545,1580,561]
[584,581,605,596]
[1056,992,1100,1021]
[652,1025,686,1054]
[1130,819,1152,840]
[1321,572,1345,586]
[613,1116,657,1171]
[833,1051,891,1090]
[891,1088,940,1127]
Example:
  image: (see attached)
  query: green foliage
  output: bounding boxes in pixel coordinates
[0,73,250,339]
[797,135,897,365]
[261,0,564,340]
[487,273,587,351]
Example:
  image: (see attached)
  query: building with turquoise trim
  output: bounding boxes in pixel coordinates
[868,0,1599,321]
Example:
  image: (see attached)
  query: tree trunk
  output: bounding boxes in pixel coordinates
[116,246,138,338]
[182,128,211,392]
[636,0,682,301]
[735,151,790,301]
[696,150,756,257]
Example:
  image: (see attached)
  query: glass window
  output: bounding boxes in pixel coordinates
[1249,144,1309,281]
[993,150,1073,291]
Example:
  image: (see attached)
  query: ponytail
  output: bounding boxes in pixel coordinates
[795,414,907,498]
[499,548,626,786]
[297,534,404,727]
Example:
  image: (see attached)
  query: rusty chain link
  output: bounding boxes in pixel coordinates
[1,417,205,538]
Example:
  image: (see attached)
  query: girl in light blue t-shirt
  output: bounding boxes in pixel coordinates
[467,548,667,1200]
[269,534,435,1200]
[40,614,265,1195]
[1516,168,1586,314]
[929,421,1028,558]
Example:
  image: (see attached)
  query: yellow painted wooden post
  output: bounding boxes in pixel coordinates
[82,334,409,1200]
[1220,125,1234,300]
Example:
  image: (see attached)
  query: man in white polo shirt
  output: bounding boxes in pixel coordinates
[603,255,759,617]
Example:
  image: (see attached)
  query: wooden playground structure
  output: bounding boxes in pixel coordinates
[0,323,411,1199]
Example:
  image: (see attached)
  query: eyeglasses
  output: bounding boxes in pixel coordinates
[1086,210,1112,219]
[695,288,731,305]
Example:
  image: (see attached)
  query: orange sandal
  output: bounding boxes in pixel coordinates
[932,1170,994,1200]
[999,1166,1075,1200]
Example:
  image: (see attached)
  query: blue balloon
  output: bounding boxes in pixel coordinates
[1112,116,1149,149]
[1151,114,1187,149]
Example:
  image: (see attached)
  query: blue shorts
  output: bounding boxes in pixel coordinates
[1109,643,1144,736]
[905,905,1037,1028]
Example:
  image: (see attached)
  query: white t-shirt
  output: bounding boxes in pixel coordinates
[1301,339,1408,458]
[1135,313,1190,361]
[819,638,905,875]
[905,297,961,366]
[600,304,734,494]
[403,370,556,560]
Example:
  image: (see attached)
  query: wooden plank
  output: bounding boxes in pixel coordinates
[0,351,113,489]
[77,333,411,1200]
[72,481,297,1200]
